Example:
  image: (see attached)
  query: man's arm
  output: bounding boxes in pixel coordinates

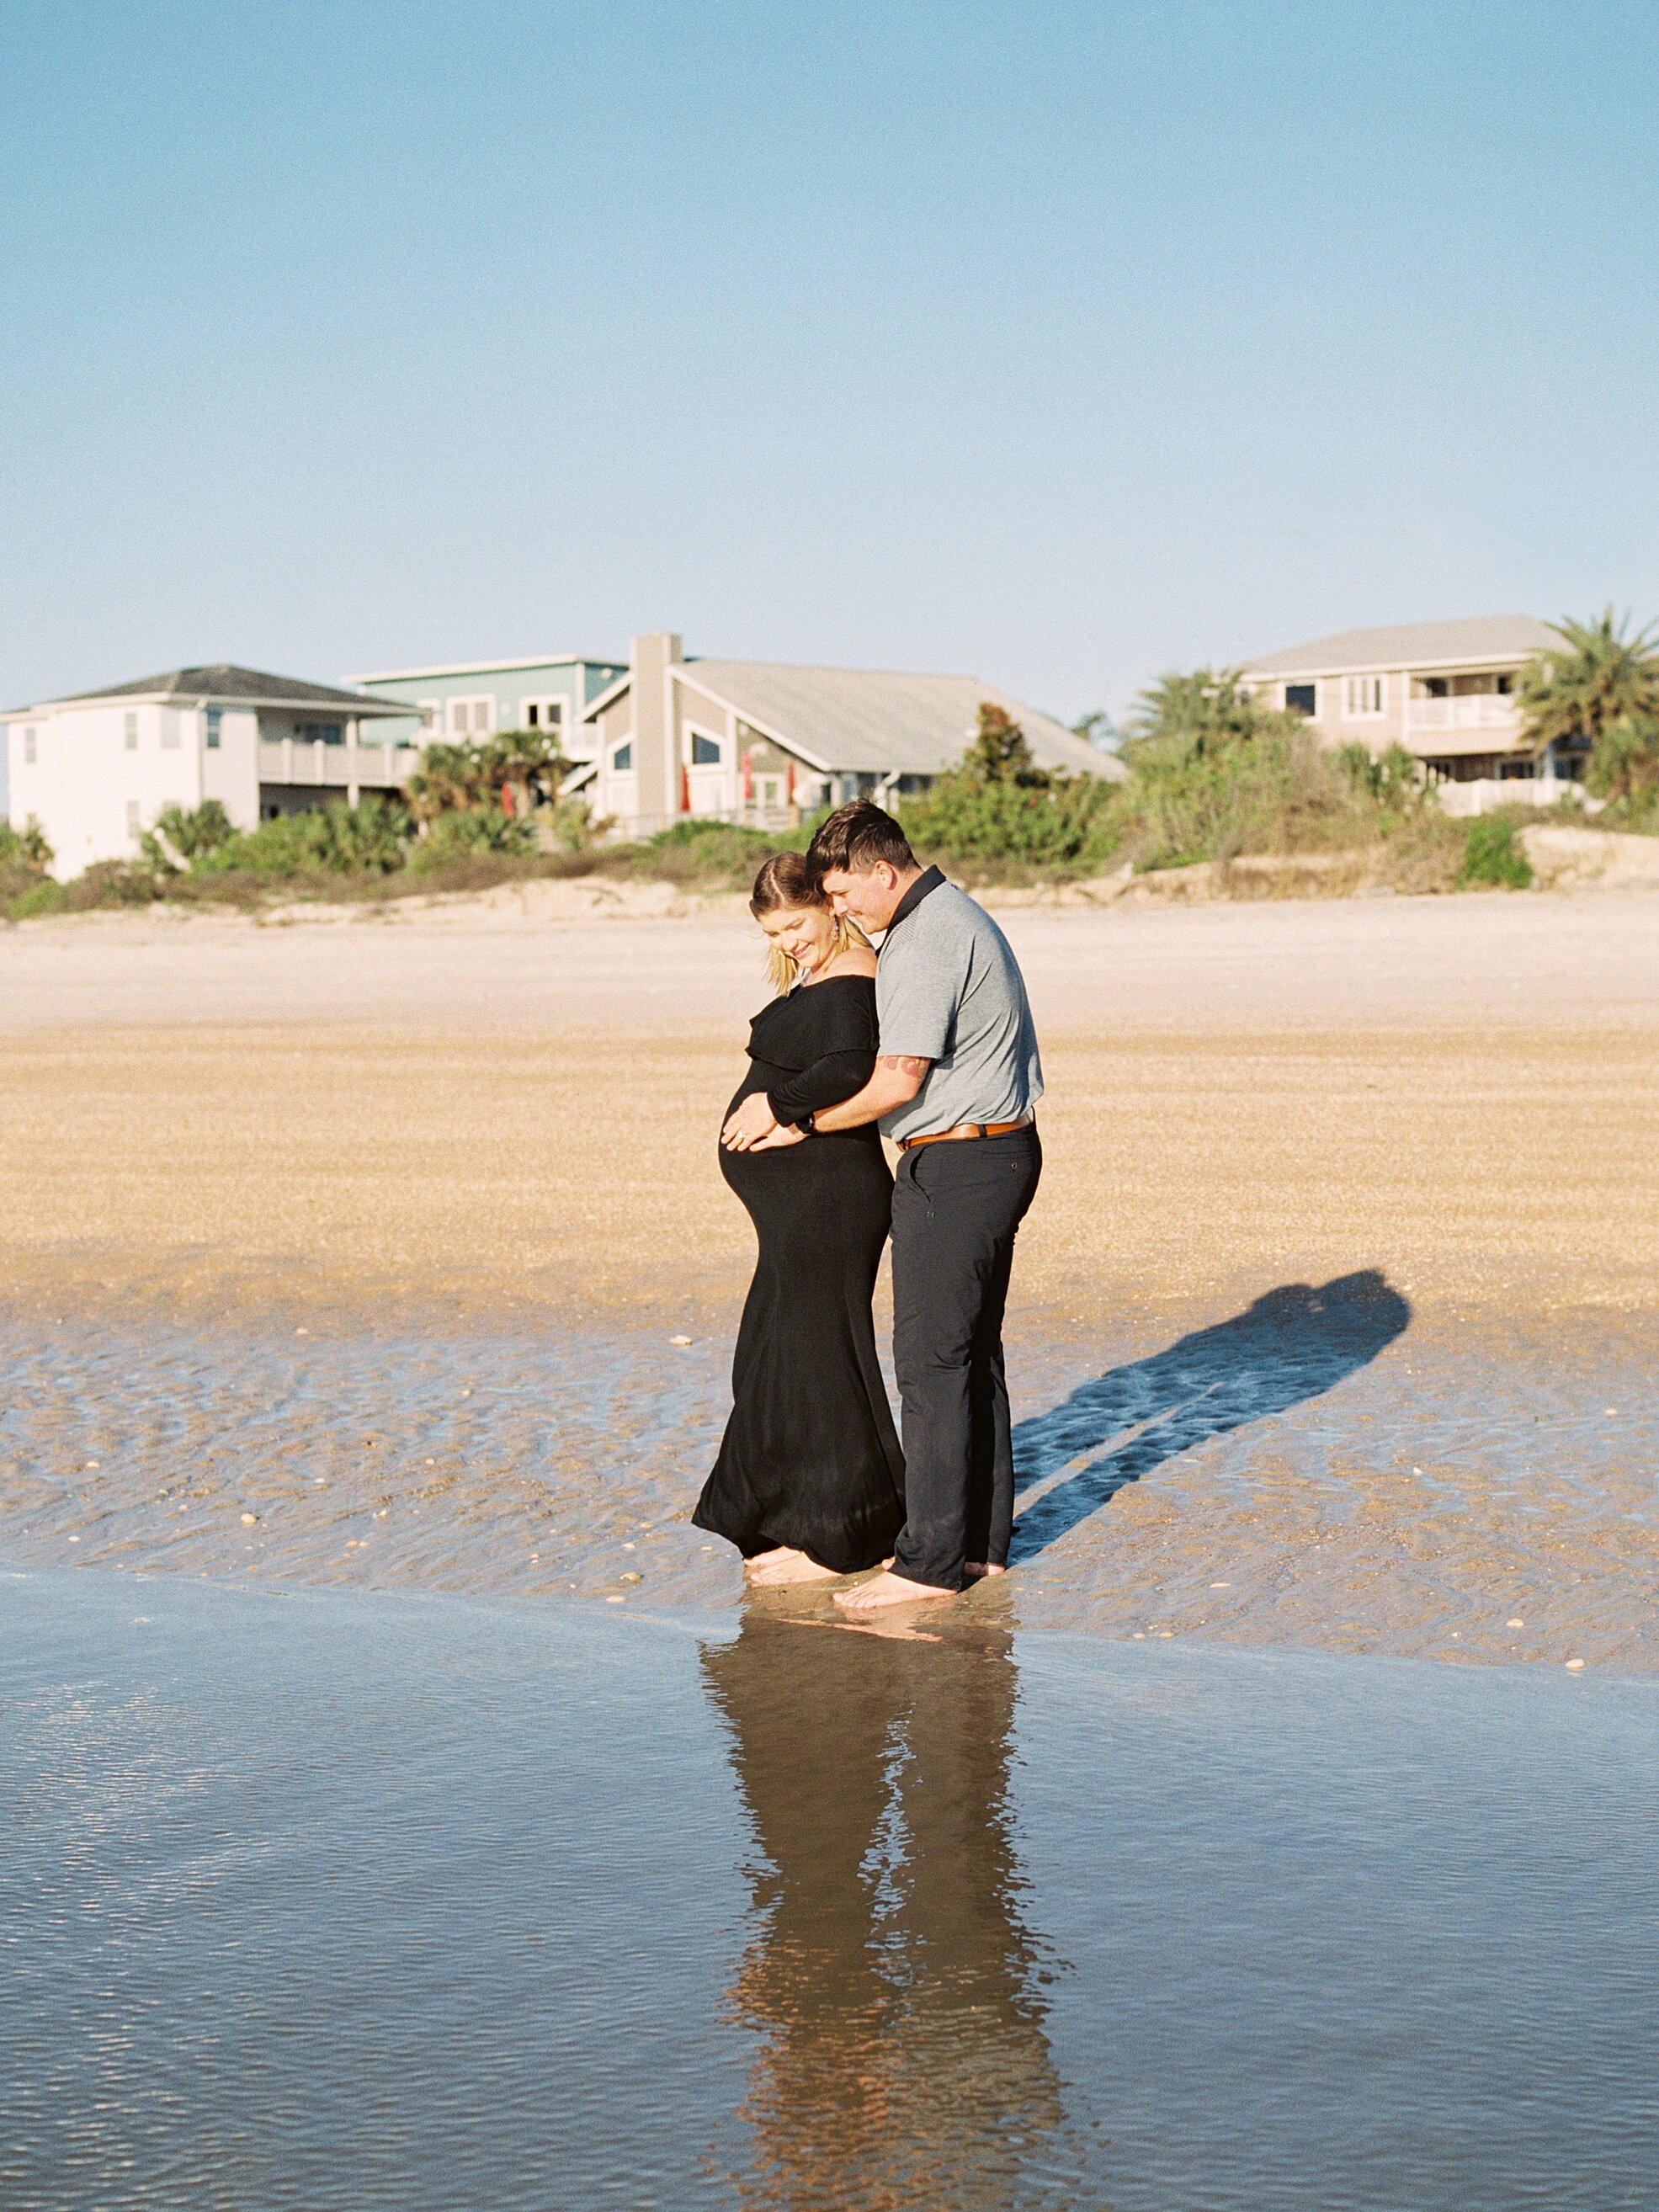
[811,1055,930,1133]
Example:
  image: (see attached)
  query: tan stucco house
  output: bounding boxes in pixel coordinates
[575,633,1120,837]
[1240,616,1581,808]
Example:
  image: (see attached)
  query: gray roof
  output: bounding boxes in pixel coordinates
[613,659,1120,779]
[1243,616,1560,678]
[35,664,409,714]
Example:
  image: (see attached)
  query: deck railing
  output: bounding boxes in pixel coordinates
[1406,695,1521,733]
[258,740,421,789]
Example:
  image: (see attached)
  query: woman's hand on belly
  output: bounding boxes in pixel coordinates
[722,1092,781,1151]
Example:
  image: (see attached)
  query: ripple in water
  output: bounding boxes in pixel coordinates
[2,1568,1656,2209]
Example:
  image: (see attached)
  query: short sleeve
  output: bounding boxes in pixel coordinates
[876,939,957,1061]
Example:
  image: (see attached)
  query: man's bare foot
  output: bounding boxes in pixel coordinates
[745,1547,797,1574]
[747,1549,843,1587]
[963,1562,1008,1582]
[834,1570,958,1613]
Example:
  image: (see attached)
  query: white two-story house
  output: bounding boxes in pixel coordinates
[3,665,415,878]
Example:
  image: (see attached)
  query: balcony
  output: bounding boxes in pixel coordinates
[1405,694,1521,734]
[258,739,421,790]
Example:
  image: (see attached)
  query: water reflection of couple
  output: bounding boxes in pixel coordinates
[694,801,1043,1610]
[703,1615,1064,2206]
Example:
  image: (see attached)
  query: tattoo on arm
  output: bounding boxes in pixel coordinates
[879,1055,930,1077]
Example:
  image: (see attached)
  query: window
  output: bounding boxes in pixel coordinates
[160,710,182,749]
[689,729,722,766]
[1344,675,1384,717]
[417,700,440,731]
[23,726,36,763]
[126,800,141,836]
[448,695,495,736]
[124,711,138,750]
[610,739,633,772]
[297,722,344,745]
[1284,683,1317,717]
[205,709,222,750]
[1496,673,1513,695]
[520,697,566,732]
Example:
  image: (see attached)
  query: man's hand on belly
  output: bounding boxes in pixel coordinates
[747,1123,807,1151]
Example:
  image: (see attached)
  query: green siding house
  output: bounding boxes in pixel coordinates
[346,653,628,763]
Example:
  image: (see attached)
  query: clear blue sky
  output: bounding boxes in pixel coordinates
[3,0,1656,722]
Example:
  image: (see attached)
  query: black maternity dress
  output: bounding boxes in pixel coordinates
[693,976,906,1574]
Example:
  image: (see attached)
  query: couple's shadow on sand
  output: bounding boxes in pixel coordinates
[1009,1269,1411,1561]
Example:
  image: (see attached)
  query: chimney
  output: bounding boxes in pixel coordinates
[630,631,683,832]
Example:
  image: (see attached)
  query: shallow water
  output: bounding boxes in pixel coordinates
[3,1288,1656,1663]
[3,1567,1656,2210]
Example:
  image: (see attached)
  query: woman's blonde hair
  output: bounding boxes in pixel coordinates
[751,850,871,995]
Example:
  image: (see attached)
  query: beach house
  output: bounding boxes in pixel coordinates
[1239,616,1577,811]
[2,666,415,878]
[347,652,628,761]
[577,633,1120,838]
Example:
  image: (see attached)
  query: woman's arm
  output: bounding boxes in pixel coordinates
[768,1049,875,1125]
[721,1048,875,1151]
[727,1053,928,1149]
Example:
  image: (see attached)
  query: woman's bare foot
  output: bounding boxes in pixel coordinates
[962,1562,1008,1582]
[747,1547,843,1587]
[834,1570,958,1613]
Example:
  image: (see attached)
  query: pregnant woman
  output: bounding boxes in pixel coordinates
[694,853,906,1587]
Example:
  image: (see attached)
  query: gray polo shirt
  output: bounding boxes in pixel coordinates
[875,868,1043,1142]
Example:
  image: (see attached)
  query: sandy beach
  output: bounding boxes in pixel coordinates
[3,880,1656,1667]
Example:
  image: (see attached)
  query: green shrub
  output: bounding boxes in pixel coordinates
[3,876,67,919]
[1459,816,1534,889]
[901,771,1119,866]
[1119,725,1375,871]
[194,795,411,877]
[898,701,1122,870]
[407,805,534,870]
[600,818,809,888]
[140,800,235,872]
[0,815,54,867]
[1587,711,1659,806]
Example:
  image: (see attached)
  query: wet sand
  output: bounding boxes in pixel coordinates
[3,885,1656,1666]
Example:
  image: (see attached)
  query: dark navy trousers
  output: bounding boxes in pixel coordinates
[889,1125,1042,1590]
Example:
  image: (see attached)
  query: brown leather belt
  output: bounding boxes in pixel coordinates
[897,1116,1034,1152]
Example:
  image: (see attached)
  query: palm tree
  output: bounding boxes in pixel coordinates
[406,741,488,825]
[1126,667,1289,758]
[479,728,566,818]
[1514,609,1659,772]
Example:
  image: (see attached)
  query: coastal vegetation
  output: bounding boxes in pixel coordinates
[1514,609,1659,828]
[7,635,1656,922]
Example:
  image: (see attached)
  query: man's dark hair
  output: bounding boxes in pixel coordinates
[807,799,916,875]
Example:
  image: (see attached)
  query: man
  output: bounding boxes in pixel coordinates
[721,800,1042,1610]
